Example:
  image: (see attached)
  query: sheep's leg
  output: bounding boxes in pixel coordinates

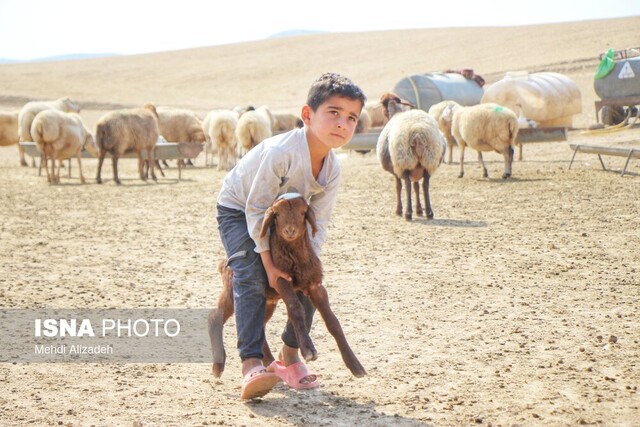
[148,150,157,181]
[447,139,454,164]
[517,143,523,161]
[502,146,514,179]
[413,181,423,216]
[77,153,85,184]
[422,171,434,219]
[154,160,165,177]
[112,155,122,185]
[138,154,147,182]
[55,159,62,184]
[394,176,403,216]
[458,144,466,178]
[96,151,106,184]
[18,144,28,167]
[274,277,317,362]
[477,151,488,178]
[402,170,412,221]
[307,283,366,378]
[43,152,52,184]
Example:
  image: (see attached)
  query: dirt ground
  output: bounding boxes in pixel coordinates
[0,121,638,426]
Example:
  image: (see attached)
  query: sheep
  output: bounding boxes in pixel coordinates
[355,107,372,134]
[202,109,239,170]
[364,101,389,128]
[428,100,461,164]
[30,110,95,184]
[95,103,159,185]
[377,94,446,220]
[380,92,415,121]
[273,112,303,133]
[451,103,519,179]
[0,111,22,165]
[17,97,81,167]
[235,105,274,157]
[156,106,205,167]
[208,194,366,379]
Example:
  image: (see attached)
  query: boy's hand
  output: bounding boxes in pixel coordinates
[260,250,292,289]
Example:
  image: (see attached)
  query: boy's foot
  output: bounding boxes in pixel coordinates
[240,365,281,400]
[268,360,319,390]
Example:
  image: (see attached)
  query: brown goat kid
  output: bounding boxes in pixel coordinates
[208,195,366,379]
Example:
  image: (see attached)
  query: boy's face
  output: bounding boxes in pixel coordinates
[301,95,362,150]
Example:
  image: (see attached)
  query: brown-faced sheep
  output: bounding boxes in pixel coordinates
[18,97,81,166]
[428,100,461,164]
[202,109,239,170]
[0,111,21,165]
[30,110,95,184]
[452,103,519,179]
[208,194,366,379]
[380,92,415,121]
[236,105,274,157]
[365,102,389,128]
[95,103,159,185]
[377,94,446,220]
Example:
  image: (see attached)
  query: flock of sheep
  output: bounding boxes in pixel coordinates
[0,98,305,184]
[0,94,519,222]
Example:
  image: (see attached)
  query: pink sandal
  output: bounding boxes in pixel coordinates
[240,365,281,400]
[268,360,319,390]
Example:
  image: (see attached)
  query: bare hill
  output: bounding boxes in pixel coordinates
[0,16,638,128]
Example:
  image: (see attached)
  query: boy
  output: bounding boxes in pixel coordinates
[216,72,366,399]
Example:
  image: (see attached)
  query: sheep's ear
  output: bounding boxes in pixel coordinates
[260,207,275,238]
[305,207,318,237]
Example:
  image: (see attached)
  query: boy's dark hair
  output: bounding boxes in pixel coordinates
[306,72,366,111]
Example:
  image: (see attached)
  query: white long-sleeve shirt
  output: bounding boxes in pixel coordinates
[217,127,341,254]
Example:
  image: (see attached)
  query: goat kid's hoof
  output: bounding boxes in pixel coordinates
[502,173,511,179]
[212,363,224,378]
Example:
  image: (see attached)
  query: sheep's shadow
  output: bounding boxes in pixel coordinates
[413,217,487,228]
[466,176,548,183]
[246,387,433,427]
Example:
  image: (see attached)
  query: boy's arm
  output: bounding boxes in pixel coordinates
[260,251,291,289]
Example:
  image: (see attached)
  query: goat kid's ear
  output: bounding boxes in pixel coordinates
[305,207,318,237]
[260,207,275,238]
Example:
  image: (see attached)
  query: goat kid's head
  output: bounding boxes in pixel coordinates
[259,196,318,242]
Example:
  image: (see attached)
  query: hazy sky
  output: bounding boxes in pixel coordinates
[1,0,639,60]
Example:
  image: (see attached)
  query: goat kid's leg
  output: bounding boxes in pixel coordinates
[422,171,434,219]
[308,283,366,378]
[402,171,413,221]
[274,278,317,362]
[207,291,235,378]
[413,181,423,216]
[478,151,488,178]
[394,176,402,216]
[261,300,278,367]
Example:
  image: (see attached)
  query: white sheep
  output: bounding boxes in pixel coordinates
[18,97,81,145]
[235,105,274,157]
[156,106,206,167]
[428,100,461,164]
[30,110,94,184]
[451,103,519,179]
[377,95,446,220]
[365,101,389,128]
[273,112,303,133]
[95,103,159,185]
[0,111,22,165]
[202,109,239,170]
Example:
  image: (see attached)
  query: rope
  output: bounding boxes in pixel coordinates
[581,108,639,135]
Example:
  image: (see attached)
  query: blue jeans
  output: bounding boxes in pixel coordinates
[216,204,316,361]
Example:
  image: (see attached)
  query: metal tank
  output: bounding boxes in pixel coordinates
[594,56,640,100]
[392,72,484,112]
